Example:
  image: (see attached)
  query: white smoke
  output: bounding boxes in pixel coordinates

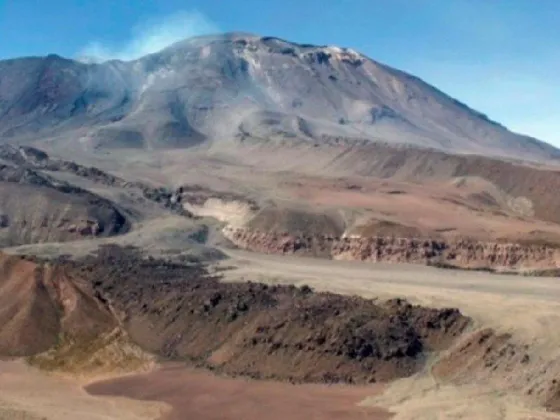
[77,11,218,62]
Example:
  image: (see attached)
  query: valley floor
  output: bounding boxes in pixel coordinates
[87,364,389,420]
[0,360,165,420]
[0,359,388,420]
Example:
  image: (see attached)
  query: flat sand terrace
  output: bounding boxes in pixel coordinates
[86,364,390,420]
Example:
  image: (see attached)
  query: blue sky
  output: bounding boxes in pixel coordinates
[1,0,559,145]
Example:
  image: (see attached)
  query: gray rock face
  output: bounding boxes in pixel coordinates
[0,33,557,161]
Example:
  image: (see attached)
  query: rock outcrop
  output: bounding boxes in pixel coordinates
[70,245,470,384]
[224,228,560,270]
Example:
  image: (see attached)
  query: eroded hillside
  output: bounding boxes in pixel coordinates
[0,246,469,384]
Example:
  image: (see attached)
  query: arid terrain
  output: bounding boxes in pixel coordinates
[2,130,560,419]
[3,248,560,419]
[87,364,390,420]
[2,31,560,420]
[3,137,560,419]
[0,246,463,419]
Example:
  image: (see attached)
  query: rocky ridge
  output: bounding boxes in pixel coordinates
[0,246,470,384]
[0,145,191,216]
[0,162,130,245]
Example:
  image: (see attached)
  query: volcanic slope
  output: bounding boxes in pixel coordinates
[0,33,557,162]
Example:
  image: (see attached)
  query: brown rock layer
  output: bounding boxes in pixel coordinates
[224,228,560,270]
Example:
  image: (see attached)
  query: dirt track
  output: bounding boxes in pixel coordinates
[87,364,390,420]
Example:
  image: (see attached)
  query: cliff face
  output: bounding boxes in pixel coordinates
[224,228,560,270]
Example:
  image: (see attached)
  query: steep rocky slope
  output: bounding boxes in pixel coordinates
[74,246,471,383]
[0,33,557,161]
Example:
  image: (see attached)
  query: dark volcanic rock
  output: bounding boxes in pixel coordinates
[66,245,470,384]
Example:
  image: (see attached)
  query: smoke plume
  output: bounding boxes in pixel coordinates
[77,11,218,62]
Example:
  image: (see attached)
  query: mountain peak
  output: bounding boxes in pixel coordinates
[0,32,557,162]
[162,31,261,51]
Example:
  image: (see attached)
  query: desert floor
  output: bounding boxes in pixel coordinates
[3,250,560,419]
[87,363,389,420]
[0,360,167,420]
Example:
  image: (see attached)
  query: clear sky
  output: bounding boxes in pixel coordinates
[1,0,559,146]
